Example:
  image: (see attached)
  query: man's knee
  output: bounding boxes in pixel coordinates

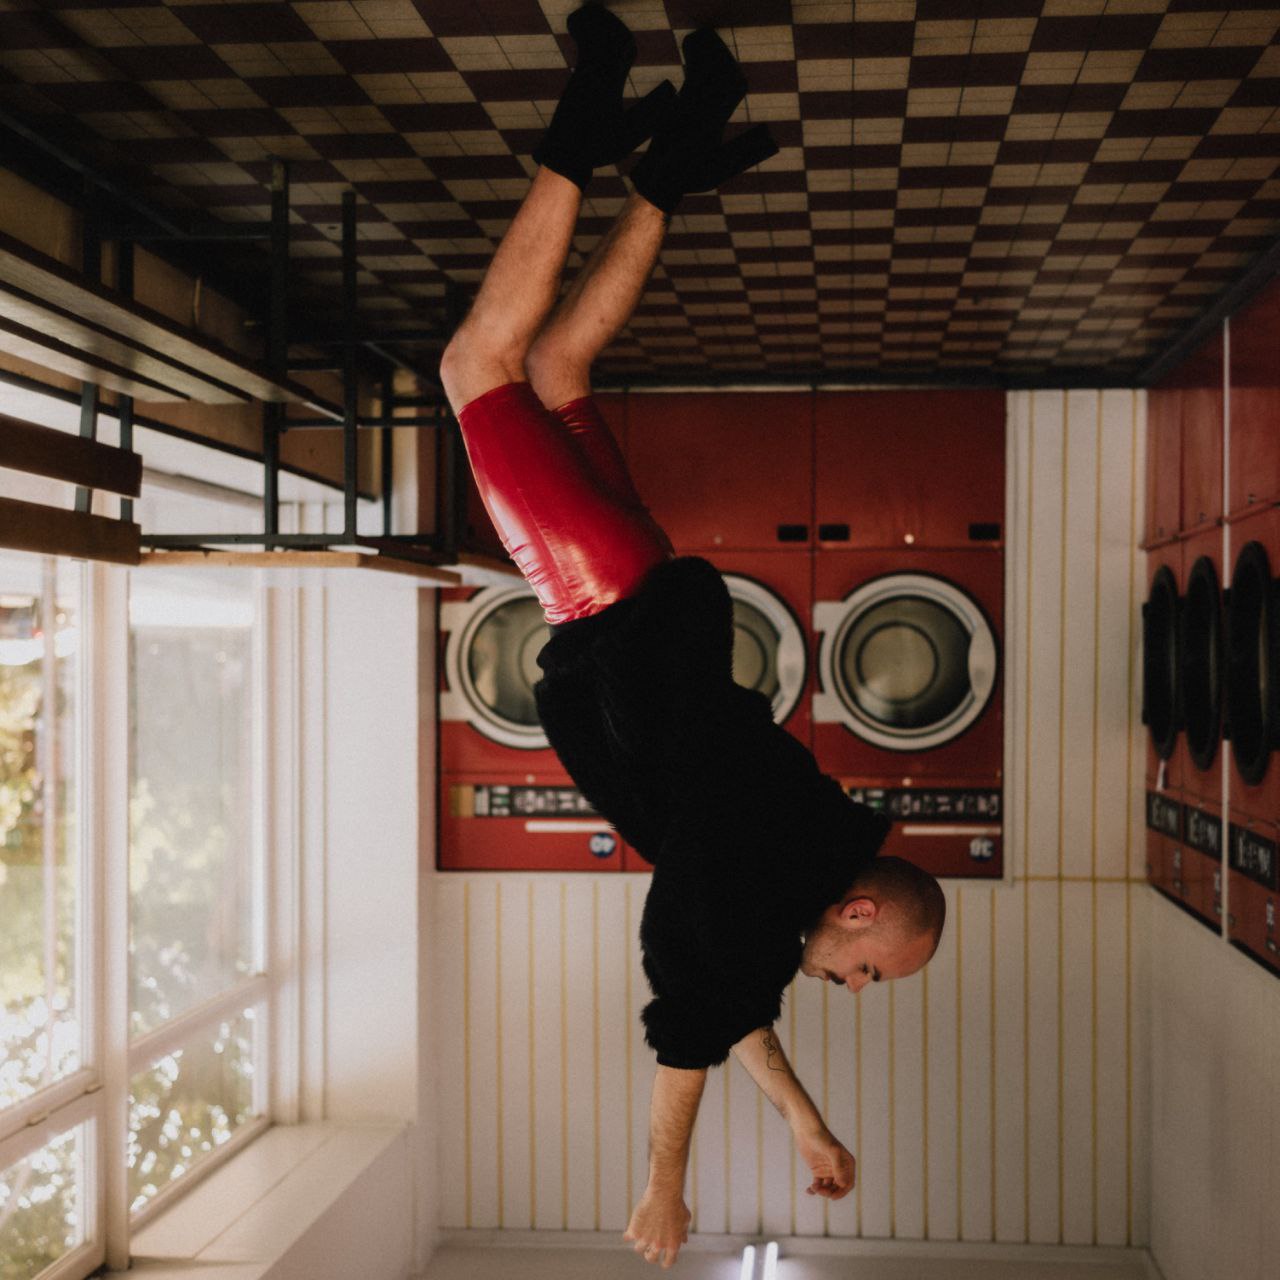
[440,326,526,414]
[526,332,592,406]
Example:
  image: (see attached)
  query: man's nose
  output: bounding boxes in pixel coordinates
[845,973,868,993]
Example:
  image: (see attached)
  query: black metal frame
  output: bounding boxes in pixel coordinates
[111,162,473,565]
[1,113,479,566]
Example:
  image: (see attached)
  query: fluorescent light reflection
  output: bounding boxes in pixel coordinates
[738,1244,756,1280]
[763,1240,779,1280]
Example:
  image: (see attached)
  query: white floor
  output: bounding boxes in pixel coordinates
[421,1236,1156,1280]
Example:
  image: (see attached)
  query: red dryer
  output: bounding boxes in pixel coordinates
[1225,505,1280,971]
[809,391,1006,879]
[1171,533,1224,925]
[1170,338,1225,927]
[1142,543,1183,904]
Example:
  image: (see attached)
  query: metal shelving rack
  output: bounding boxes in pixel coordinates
[0,120,512,583]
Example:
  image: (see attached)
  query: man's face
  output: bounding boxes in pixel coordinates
[798,895,935,993]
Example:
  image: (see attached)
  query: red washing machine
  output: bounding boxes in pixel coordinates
[1225,505,1280,971]
[809,390,1006,879]
[1173,529,1225,927]
[1143,541,1183,902]
[437,580,627,871]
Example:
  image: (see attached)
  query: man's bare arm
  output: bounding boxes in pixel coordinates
[731,1025,823,1130]
[624,1065,705,1268]
[731,1026,856,1200]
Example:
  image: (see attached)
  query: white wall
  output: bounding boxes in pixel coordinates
[429,389,1152,1249]
[1149,903,1280,1280]
[288,569,440,1272]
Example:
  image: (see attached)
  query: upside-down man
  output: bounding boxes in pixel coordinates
[437,6,946,1268]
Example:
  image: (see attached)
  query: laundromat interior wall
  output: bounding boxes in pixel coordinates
[427,386,1157,1248]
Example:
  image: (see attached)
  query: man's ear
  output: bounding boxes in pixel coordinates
[839,895,878,926]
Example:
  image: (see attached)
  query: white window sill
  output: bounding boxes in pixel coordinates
[113,1123,412,1280]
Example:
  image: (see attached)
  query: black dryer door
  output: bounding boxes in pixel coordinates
[1142,564,1180,760]
[1180,555,1223,771]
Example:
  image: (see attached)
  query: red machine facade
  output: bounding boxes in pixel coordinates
[1144,330,1226,927]
[1225,503,1280,969]
[1143,540,1183,906]
[1173,338,1226,928]
[808,391,1006,879]
[1142,273,1280,971]
[438,387,1007,876]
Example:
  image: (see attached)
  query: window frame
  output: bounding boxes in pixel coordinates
[0,508,297,1274]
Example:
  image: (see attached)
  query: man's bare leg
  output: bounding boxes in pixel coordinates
[525,194,668,406]
[439,166,583,413]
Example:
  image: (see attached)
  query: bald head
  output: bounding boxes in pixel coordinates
[846,855,946,955]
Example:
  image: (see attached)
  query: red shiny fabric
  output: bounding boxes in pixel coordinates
[456,381,673,625]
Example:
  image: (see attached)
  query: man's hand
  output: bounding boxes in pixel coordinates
[624,1189,691,1269]
[794,1123,856,1200]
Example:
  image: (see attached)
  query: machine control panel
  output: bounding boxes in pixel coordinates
[1229,823,1278,890]
[1184,806,1222,858]
[452,784,602,819]
[845,786,1002,819]
[1146,791,1182,839]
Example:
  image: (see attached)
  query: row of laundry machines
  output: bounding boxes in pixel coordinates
[1143,275,1280,974]
[438,390,1006,880]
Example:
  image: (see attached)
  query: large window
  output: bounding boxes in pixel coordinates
[0,542,274,1279]
[0,553,87,1280]
[126,567,266,1217]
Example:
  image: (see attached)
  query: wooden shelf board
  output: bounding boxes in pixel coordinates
[0,495,140,565]
[0,413,143,495]
[0,230,341,417]
[0,288,247,404]
[448,552,522,586]
[140,549,463,585]
[0,312,197,404]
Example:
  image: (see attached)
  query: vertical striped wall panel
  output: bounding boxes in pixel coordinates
[430,389,1151,1246]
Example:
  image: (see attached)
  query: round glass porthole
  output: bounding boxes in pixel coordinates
[441,586,550,749]
[1180,555,1223,772]
[1142,564,1180,761]
[724,573,807,725]
[816,573,997,751]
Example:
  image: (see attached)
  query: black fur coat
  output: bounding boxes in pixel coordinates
[535,556,890,1069]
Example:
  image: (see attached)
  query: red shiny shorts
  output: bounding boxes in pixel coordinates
[456,381,674,625]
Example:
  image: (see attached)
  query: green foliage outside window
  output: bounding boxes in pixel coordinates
[1,573,258,1277]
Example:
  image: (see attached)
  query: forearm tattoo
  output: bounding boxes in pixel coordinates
[761,1029,786,1073]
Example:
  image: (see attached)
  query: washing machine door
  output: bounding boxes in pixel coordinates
[442,575,807,749]
[723,573,807,725]
[1143,565,1181,761]
[815,573,998,751]
[441,586,551,749]
[1227,541,1280,785]
[1180,555,1223,771]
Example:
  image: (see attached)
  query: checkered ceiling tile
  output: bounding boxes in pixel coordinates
[2,0,1278,382]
